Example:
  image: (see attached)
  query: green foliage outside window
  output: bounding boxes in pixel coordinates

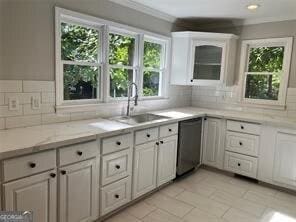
[245,47,284,100]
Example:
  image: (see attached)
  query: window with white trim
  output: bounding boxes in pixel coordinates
[240,37,293,107]
[55,7,170,108]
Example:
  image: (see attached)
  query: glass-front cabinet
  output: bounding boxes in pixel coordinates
[190,41,226,85]
[171,32,238,86]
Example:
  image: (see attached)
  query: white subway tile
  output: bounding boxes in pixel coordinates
[0,80,22,92]
[0,93,4,105]
[41,92,55,104]
[70,111,99,121]
[287,88,296,96]
[287,111,296,118]
[41,104,55,114]
[23,104,42,115]
[4,93,40,105]
[0,118,4,129]
[0,105,23,118]
[287,95,296,103]
[42,113,70,124]
[23,81,55,92]
[5,115,41,129]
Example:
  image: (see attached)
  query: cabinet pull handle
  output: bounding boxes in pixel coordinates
[168,128,172,132]
[160,141,164,144]
[116,141,121,146]
[239,142,243,146]
[204,117,207,121]
[146,134,151,138]
[238,163,241,167]
[114,194,120,199]
[50,173,56,178]
[241,125,244,130]
[190,79,193,82]
[77,151,83,156]
[156,142,159,145]
[29,162,36,168]
[115,165,121,169]
[61,170,67,175]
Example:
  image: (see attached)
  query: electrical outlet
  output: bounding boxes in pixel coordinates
[8,97,19,111]
[31,95,41,110]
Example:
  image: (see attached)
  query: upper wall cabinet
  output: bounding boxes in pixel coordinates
[171,32,238,86]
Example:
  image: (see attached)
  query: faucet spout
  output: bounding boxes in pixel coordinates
[126,82,139,116]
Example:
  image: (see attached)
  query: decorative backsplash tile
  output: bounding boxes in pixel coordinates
[0,80,192,129]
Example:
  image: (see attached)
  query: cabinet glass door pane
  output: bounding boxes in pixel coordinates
[193,45,222,80]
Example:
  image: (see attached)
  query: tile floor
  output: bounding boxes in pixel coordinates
[104,169,296,222]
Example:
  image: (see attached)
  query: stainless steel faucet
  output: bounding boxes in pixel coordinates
[126,82,139,116]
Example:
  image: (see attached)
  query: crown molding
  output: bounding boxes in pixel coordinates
[109,0,176,23]
[242,15,296,25]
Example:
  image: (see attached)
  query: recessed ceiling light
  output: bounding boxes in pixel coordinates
[247,4,260,10]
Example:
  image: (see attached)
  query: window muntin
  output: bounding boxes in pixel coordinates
[108,32,137,98]
[142,40,164,97]
[241,38,293,106]
[60,22,101,101]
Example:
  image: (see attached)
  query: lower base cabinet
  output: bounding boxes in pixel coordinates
[100,177,131,216]
[59,159,98,222]
[3,170,57,222]
[157,135,178,186]
[133,141,158,199]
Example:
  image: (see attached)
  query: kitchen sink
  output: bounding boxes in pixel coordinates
[112,113,169,125]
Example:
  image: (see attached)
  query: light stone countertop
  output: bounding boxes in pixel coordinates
[0,106,296,159]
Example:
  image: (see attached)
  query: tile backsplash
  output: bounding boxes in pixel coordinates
[0,80,192,129]
[192,85,296,118]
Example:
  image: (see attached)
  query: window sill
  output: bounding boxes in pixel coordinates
[56,96,170,114]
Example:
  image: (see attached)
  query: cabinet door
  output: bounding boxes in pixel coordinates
[190,41,226,86]
[273,132,296,187]
[59,159,98,222]
[157,135,178,186]
[3,170,57,222]
[202,118,224,169]
[133,141,158,199]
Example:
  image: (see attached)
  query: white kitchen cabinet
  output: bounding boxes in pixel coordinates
[171,32,238,86]
[202,118,224,169]
[59,159,98,222]
[273,132,296,187]
[3,170,57,222]
[133,141,158,199]
[157,135,178,186]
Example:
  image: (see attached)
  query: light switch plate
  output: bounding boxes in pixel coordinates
[31,95,41,110]
[8,97,20,111]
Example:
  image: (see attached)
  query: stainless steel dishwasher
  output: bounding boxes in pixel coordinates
[176,118,202,176]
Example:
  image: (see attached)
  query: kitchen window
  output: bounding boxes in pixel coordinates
[55,7,170,109]
[239,37,293,107]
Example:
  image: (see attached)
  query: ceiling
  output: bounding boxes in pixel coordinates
[110,0,296,25]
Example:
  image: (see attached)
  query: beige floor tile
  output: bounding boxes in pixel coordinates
[211,190,266,217]
[260,208,296,222]
[142,209,183,222]
[183,207,227,222]
[126,201,156,219]
[160,183,185,197]
[176,178,216,197]
[248,183,278,196]
[203,177,247,197]
[223,208,260,222]
[145,192,193,218]
[104,211,141,222]
[274,191,296,203]
[176,191,230,217]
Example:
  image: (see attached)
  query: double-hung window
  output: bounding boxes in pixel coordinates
[240,37,293,107]
[142,37,166,97]
[108,30,137,98]
[55,7,170,109]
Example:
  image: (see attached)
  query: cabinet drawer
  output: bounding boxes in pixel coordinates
[101,149,132,186]
[135,127,158,145]
[59,140,99,166]
[226,131,259,157]
[224,152,258,178]
[159,123,178,138]
[102,133,132,155]
[227,120,261,135]
[3,150,56,182]
[100,177,131,216]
